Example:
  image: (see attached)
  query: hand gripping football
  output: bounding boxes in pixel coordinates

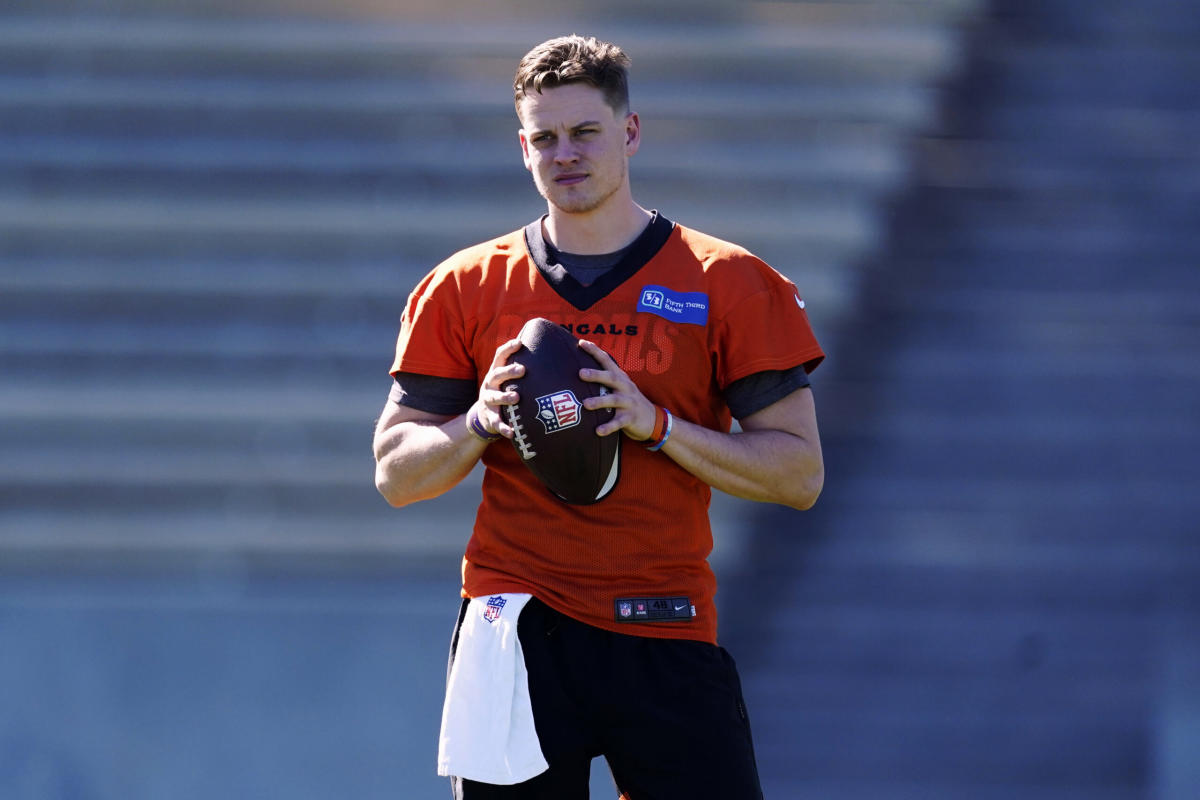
[502,317,622,504]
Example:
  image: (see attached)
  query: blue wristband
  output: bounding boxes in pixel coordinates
[466,407,501,442]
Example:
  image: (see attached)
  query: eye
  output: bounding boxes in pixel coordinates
[530,133,554,147]
[574,128,599,138]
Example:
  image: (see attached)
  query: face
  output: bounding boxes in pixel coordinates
[518,83,639,216]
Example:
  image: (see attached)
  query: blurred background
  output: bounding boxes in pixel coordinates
[1,0,1197,797]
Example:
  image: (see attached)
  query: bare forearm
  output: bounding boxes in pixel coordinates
[374,339,525,508]
[657,418,824,510]
[576,339,824,510]
[373,416,487,507]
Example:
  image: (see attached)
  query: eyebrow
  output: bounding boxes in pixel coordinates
[527,120,604,136]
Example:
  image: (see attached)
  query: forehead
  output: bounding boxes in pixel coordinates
[517,83,618,129]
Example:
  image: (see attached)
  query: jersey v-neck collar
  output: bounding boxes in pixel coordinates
[523,211,676,311]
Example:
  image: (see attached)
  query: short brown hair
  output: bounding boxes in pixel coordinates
[514,35,631,116]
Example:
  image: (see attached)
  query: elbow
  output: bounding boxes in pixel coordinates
[375,470,407,508]
[375,458,454,508]
[783,464,824,511]
[790,483,822,511]
[373,433,417,507]
[374,460,416,508]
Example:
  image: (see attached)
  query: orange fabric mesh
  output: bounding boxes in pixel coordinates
[392,225,823,644]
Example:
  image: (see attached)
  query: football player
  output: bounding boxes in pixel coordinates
[374,34,824,800]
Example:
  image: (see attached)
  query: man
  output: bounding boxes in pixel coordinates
[374,34,824,799]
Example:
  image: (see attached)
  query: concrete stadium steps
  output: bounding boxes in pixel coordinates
[0,210,858,324]
[0,2,981,568]
[0,12,969,322]
[970,45,1200,109]
[0,139,905,215]
[0,15,963,79]
[8,0,984,21]
[992,0,1200,40]
[747,562,1177,794]
[722,0,1200,797]
[0,372,482,566]
[765,783,1140,800]
[0,78,937,134]
[0,15,959,132]
[0,193,875,258]
[0,256,413,301]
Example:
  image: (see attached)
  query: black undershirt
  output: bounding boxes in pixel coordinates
[547,238,634,286]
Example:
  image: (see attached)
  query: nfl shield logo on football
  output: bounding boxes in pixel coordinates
[483,595,507,623]
[535,390,582,433]
[618,601,633,619]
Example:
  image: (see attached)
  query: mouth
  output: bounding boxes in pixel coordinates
[554,173,588,186]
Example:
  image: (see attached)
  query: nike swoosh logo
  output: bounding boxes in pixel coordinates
[674,604,687,612]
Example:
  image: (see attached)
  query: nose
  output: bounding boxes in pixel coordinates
[552,137,579,165]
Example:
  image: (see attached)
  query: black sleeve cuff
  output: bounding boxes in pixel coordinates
[389,372,478,416]
[722,365,811,420]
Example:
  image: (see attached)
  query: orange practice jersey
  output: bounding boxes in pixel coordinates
[391,215,824,644]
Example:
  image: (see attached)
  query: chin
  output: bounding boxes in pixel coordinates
[552,199,602,215]
[545,186,619,217]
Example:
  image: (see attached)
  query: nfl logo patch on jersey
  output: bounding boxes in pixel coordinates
[483,595,507,623]
[535,390,582,433]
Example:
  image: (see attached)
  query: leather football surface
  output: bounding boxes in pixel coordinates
[502,317,622,504]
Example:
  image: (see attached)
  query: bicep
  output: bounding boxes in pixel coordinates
[738,385,823,508]
[372,399,475,505]
[737,385,819,443]
[374,398,455,439]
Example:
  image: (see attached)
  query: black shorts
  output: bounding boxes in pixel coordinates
[447,597,763,800]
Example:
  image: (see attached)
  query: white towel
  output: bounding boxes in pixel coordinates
[437,593,549,785]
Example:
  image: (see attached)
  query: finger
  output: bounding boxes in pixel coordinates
[582,391,621,411]
[482,386,519,408]
[491,337,524,369]
[483,341,525,392]
[469,400,513,440]
[578,362,624,387]
[491,406,518,439]
[594,409,633,437]
[585,390,656,440]
[578,365,611,385]
[490,361,526,387]
[577,338,617,369]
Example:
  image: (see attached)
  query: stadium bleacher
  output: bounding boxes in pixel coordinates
[5,1,1197,798]
[0,0,978,571]
[726,1,1200,797]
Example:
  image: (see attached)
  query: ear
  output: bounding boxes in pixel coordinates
[624,112,641,156]
[518,129,533,171]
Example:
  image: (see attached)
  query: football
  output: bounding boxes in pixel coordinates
[502,317,622,505]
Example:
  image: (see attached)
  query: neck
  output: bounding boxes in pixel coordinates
[543,196,652,255]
